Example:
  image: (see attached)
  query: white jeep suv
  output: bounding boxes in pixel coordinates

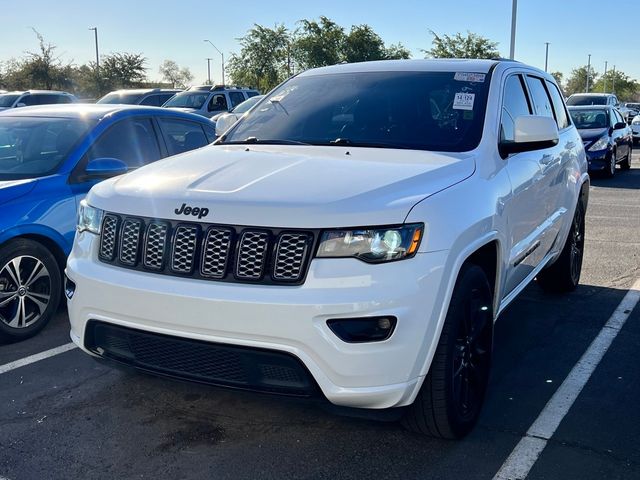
[66,59,589,438]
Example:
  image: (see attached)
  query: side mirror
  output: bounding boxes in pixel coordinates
[613,122,626,130]
[499,115,559,157]
[85,158,128,179]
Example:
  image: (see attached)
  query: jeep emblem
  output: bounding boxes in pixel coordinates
[174,203,209,219]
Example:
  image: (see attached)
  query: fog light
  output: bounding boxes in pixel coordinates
[64,275,76,299]
[327,316,397,343]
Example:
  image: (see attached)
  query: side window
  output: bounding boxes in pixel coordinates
[614,110,624,125]
[56,95,73,104]
[20,95,37,106]
[229,92,246,109]
[203,124,216,142]
[246,91,259,99]
[207,94,228,112]
[139,95,160,106]
[158,93,175,105]
[158,118,210,155]
[545,80,570,129]
[525,76,554,118]
[500,74,532,142]
[85,118,161,168]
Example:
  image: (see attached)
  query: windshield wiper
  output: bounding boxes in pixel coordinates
[324,138,414,150]
[221,137,310,146]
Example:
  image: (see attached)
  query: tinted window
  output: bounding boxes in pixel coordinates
[246,91,259,98]
[545,80,570,129]
[0,94,20,107]
[203,124,216,142]
[97,92,144,104]
[140,94,161,106]
[158,93,176,105]
[613,110,624,125]
[164,92,209,109]
[526,76,554,118]
[567,95,607,106]
[223,71,491,152]
[208,94,228,112]
[0,117,94,180]
[229,92,246,108]
[500,75,531,142]
[55,95,73,104]
[158,118,209,155]
[86,118,161,168]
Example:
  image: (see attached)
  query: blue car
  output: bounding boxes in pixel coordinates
[0,104,216,341]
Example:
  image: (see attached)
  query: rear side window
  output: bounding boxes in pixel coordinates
[55,95,73,104]
[139,95,161,106]
[545,80,570,129]
[246,91,259,98]
[85,118,161,168]
[229,92,246,108]
[158,118,210,155]
[500,75,531,142]
[526,76,554,119]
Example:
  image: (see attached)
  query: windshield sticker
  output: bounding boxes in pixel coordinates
[454,72,485,83]
[453,92,475,110]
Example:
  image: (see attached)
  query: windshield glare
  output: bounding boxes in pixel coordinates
[0,94,20,107]
[567,96,607,106]
[222,71,490,152]
[164,92,209,109]
[0,117,94,180]
[97,92,144,104]
[232,95,263,114]
[568,109,609,129]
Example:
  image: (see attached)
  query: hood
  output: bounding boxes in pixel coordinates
[0,178,38,206]
[88,145,475,228]
[577,127,608,142]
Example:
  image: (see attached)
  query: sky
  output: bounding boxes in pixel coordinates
[0,0,636,86]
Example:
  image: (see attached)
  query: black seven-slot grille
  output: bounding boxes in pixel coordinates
[84,320,317,396]
[98,213,315,285]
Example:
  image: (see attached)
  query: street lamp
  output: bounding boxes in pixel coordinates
[206,57,213,84]
[544,42,550,72]
[603,61,608,92]
[204,39,224,85]
[509,0,518,60]
[586,54,591,93]
[88,27,100,95]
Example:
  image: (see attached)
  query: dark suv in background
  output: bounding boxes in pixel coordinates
[0,90,78,111]
[97,88,182,107]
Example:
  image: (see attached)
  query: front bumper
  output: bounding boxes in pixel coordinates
[585,148,611,171]
[66,230,449,409]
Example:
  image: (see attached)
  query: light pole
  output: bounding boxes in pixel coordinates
[612,65,616,93]
[544,42,550,72]
[88,27,100,94]
[509,0,518,60]
[206,58,213,84]
[586,54,591,93]
[603,61,608,92]
[204,40,224,85]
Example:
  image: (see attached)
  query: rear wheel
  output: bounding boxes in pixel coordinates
[604,150,616,178]
[402,264,493,439]
[620,145,632,170]
[0,239,61,343]
[537,201,585,293]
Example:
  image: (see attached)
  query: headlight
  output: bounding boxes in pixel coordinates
[77,199,104,235]
[632,116,640,125]
[588,136,609,152]
[316,224,423,263]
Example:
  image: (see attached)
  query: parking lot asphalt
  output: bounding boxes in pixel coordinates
[1,154,639,480]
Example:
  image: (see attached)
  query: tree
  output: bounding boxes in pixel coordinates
[159,60,194,88]
[99,52,148,90]
[424,30,500,59]
[227,24,290,92]
[564,66,598,96]
[550,71,564,91]
[343,25,386,63]
[593,69,639,101]
[385,43,412,60]
[293,16,345,69]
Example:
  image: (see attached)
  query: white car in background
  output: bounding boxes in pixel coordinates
[214,95,265,136]
[67,59,588,439]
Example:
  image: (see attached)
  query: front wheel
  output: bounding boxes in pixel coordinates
[604,150,616,178]
[537,201,585,293]
[402,264,493,439]
[0,239,61,343]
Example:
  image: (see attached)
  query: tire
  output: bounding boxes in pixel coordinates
[0,239,61,343]
[620,145,632,170]
[603,150,616,178]
[537,201,585,293]
[402,264,493,439]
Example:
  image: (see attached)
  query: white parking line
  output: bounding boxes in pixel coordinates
[494,277,640,480]
[0,342,77,375]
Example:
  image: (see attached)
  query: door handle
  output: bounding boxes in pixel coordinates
[540,154,553,165]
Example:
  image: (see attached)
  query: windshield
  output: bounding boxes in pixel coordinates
[231,95,264,114]
[221,71,490,152]
[568,109,609,129]
[97,92,144,104]
[163,91,209,109]
[0,117,95,180]
[0,94,20,107]
[567,95,607,106]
